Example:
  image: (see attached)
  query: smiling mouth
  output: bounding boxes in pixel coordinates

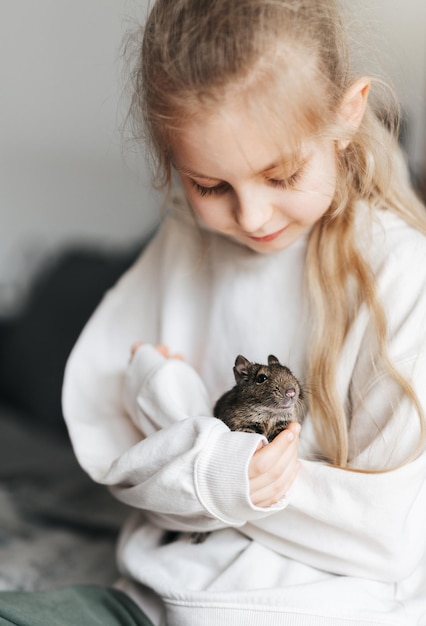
[249,226,287,243]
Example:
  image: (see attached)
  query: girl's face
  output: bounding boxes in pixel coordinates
[171,99,338,253]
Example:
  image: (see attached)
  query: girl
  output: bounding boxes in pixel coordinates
[2,0,426,624]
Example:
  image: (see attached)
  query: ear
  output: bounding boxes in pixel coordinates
[233,355,251,384]
[268,355,280,366]
[337,77,370,150]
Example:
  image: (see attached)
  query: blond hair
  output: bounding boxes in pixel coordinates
[126,0,426,469]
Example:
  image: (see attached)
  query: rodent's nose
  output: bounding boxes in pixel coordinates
[285,387,296,399]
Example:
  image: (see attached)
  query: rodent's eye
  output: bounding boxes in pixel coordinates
[256,374,268,384]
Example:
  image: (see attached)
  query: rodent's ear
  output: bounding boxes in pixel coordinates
[268,355,280,366]
[233,355,251,383]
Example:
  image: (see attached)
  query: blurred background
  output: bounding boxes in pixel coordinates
[0,0,161,316]
[0,0,425,316]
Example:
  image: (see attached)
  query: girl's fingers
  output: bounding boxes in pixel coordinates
[130,342,184,361]
[154,344,169,357]
[130,341,144,357]
[248,424,300,479]
[251,460,301,508]
[248,424,301,508]
[249,440,299,503]
[155,344,184,360]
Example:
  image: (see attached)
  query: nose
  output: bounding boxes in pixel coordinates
[234,190,273,233]
[285,387,296,399]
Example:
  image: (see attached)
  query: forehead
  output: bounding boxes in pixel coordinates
[171,95,305,179]
[167,41,333,167]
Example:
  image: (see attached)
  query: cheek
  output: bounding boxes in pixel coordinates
[185,192,230,230]
[299,164,337,221]
[180,182,231,229]
[283,181,336,225]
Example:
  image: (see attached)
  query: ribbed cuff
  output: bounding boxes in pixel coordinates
[194,429,288,525]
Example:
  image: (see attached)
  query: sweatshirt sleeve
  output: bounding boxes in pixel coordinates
[112,343,284,531]
[247,451,426,583]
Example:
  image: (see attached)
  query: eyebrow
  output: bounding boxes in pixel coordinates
[175,166,221,181]
[175,157,299,181]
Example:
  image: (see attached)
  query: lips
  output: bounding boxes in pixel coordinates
[249,226,287,243]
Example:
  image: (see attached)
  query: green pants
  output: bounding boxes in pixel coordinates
[0,585,154,626]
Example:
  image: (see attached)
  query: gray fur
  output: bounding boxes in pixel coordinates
[214,354,303,441]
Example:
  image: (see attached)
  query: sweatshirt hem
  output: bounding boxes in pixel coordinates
[164,600,408,626]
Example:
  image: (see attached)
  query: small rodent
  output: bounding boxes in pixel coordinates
[190,354,303,544]
[214,354,303,441]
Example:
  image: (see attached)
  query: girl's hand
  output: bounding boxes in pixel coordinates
[248,422,301,508]
[130,342,184,360]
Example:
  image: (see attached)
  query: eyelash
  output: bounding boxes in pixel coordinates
[268,168,303,190]
[190,166,304,198]
[191,181,230,197]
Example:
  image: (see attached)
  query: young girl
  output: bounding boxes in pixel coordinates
[2,0,426,624]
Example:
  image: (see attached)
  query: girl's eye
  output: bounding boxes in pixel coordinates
[268,166,304,190]
[256,373,268,384]
[190,180,230,197]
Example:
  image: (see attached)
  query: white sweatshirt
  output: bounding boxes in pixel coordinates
[62,203,426,626]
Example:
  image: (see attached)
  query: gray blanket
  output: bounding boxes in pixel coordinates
[0,406,128,591]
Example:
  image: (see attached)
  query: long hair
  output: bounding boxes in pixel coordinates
[125,0,426,469]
